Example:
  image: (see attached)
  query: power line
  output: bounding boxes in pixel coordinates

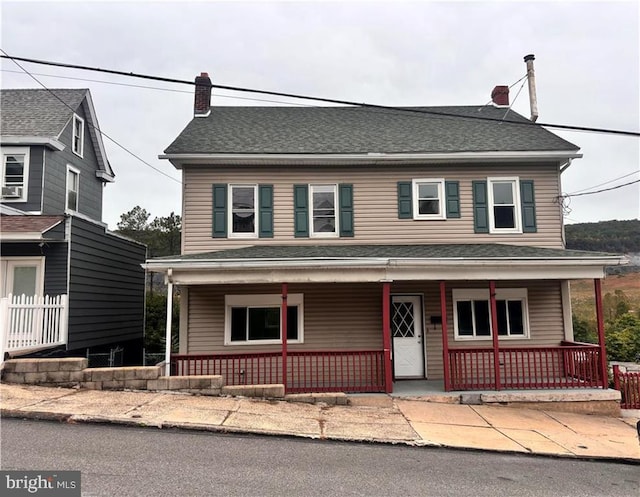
[1,51,181,185]
[2,53,639,137]
[563,179,640,197]
[2,68,316,107]
[567,169,640,195]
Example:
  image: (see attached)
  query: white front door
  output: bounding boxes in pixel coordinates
[392,295,424,378]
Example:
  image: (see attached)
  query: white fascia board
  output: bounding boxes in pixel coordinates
[159,150,583,169]
[83,91,114,178]
[95,170,115,182]
[0,232,45,241]
[0,136,65,151]
[144,256,624,283]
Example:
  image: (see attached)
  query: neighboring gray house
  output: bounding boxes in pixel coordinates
[146,74,626,394]
[0,88,145,364]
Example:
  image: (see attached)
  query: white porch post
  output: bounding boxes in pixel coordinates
[164,277,174,376]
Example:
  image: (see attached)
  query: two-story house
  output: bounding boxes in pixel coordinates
[0,88,145,365]
[146,73,625,393]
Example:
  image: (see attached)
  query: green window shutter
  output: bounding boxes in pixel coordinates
[339,183,354,237]
[397,181,412,218]
[472,181,489,233]
[520,180,537,233]
[258,184,274,238]
[445,181,460,218]
[293,184,309,238]
[212,184,228,238]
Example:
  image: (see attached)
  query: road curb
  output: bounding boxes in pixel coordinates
[3,408,639,465]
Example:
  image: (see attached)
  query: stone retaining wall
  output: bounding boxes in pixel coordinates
[1,358,284,399]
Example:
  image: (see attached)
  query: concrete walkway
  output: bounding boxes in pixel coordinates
[1,383,638,462]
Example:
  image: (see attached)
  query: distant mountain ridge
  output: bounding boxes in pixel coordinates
[565,219,639,274]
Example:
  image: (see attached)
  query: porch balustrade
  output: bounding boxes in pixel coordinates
[448,342,602,391]
[171,349,386,393]
[0,294,68,361]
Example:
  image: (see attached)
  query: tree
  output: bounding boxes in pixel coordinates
[117,206,151,233]
[605,314,640,362]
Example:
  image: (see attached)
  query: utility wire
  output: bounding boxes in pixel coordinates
[2,53,639,137]
[1,51,181,184]
[563,179,640,197]
[567,169,640,195]
[2,68,316,107]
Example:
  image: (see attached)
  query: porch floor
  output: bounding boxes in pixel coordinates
[385,379,620,406]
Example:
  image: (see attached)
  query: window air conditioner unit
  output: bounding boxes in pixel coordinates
[2,186,23,198]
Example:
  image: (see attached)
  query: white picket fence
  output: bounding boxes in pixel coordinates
[0,294,68,361]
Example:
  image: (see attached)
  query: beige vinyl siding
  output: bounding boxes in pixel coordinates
[187,283,383,354]
[182,163,564,254]
[185,280,566,380]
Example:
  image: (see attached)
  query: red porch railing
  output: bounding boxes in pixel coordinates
[449,343,602,391]
[613,365,640,409]
[171,350,386,393]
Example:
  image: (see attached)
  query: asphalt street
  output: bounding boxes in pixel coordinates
[1,419,638,497]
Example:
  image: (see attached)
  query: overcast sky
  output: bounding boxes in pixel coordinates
[1,0,638,229]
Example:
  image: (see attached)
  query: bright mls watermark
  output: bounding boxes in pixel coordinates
[1,471,80,496]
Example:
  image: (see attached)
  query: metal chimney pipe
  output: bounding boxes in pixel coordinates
[524,54,539,122]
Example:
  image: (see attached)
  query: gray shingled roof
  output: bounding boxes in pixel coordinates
[1,89,88,137]
[164,106,579,155]
[153,244,617,262]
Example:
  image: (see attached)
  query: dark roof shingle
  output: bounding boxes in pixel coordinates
[1,88,87,138]
[164,106,579,155]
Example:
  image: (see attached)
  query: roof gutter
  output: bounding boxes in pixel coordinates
[159,150,583,169]
[0,136,65,151]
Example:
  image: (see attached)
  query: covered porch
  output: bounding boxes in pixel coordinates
[145,243,625,394]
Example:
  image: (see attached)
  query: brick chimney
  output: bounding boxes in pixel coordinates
[491,85,509,107]
[194,72,212,117]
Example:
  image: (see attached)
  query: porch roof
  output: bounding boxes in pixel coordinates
[145,243,626,284]
[0,215,65,241]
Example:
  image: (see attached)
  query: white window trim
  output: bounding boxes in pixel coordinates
[228,184,258,238]
[452,288,530,341]
[224,293,304,345]
[412,178,446,220]
[72,114,84,157]
[0,256,45,298]
[487,176,522,234]
[309,184,339,238]
[1,146,30,202]
[65,165,80,213]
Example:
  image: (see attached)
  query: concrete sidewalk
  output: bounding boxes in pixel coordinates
[1,383,638,462]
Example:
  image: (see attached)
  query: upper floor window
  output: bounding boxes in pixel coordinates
[212,184,273,239]
[452,288,529,340]
[293,184,354,238]
[1,147,29,202]
[72,114,84,157]
[412,179,445,220]
[229,184,257,237]
[488,177,521,233]
[66,166,80,212]
[310,184,338,237]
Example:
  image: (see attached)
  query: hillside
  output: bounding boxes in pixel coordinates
[565,219,640,253]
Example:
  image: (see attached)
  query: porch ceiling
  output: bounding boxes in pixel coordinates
[144,243,626,285]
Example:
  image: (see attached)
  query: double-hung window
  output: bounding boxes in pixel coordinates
[453,288,529,340]
[66,166,80,212]
[1,147,29,202]
[225,294,304,345]
[310,184,338,237]
[72,114,84,157]
[488,177,521,233]
[229,184,257,237]
[412,179,445,219]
